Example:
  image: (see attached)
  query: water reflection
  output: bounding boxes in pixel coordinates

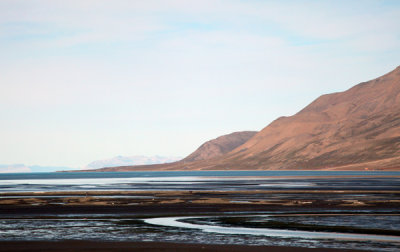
[144,215,400,242]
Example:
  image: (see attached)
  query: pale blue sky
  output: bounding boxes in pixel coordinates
[1,0,400,167]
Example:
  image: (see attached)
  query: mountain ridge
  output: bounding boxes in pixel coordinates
[216,65,400,170]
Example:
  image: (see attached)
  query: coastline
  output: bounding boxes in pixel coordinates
[0,241,367,252]
[1,174,399,251]
[68,167,400,172]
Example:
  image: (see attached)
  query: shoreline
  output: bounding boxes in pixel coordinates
[0,241,368,252]
[66,168,400,172]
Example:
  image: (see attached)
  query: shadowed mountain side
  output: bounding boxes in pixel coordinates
[78,66,400,172]
[182,131,257,162]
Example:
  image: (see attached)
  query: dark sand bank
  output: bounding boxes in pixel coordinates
[1,189,399,215]
[0,241,367,252]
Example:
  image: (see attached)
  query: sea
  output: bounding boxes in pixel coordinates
[1,170,400,192]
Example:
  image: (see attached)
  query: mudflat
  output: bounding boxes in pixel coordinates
[1,186,399,214]
[0,241,366,252]
[1,176,399,251]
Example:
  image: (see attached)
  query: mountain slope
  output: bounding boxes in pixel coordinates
[183,131,257,162]
[211,66,400,170]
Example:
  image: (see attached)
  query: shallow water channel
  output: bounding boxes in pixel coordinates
[0,213,399,251]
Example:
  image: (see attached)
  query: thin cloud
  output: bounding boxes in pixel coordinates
[0,0,399,166]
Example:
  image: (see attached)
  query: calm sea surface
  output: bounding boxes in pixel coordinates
[0,171,399,192]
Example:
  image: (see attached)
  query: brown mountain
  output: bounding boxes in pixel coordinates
[183,131,257,162]
[82,66,400,172]
[207,66,400,170]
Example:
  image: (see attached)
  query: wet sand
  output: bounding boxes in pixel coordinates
[1,176,399,251]
[0,241,366,252]
[1,189,399,215]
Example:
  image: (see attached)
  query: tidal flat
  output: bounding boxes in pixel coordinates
[0,172,399,251]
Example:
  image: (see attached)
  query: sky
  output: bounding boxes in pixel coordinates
[1,0,400,168]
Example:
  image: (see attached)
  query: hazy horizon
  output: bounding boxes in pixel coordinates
[1,0,400,168]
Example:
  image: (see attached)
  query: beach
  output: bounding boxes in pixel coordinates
[0,172,399,251]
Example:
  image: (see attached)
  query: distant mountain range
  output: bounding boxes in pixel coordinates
[86,66,400,171]
[0,155,183,173]
[85,155,182,169]
[0,164,76,173]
